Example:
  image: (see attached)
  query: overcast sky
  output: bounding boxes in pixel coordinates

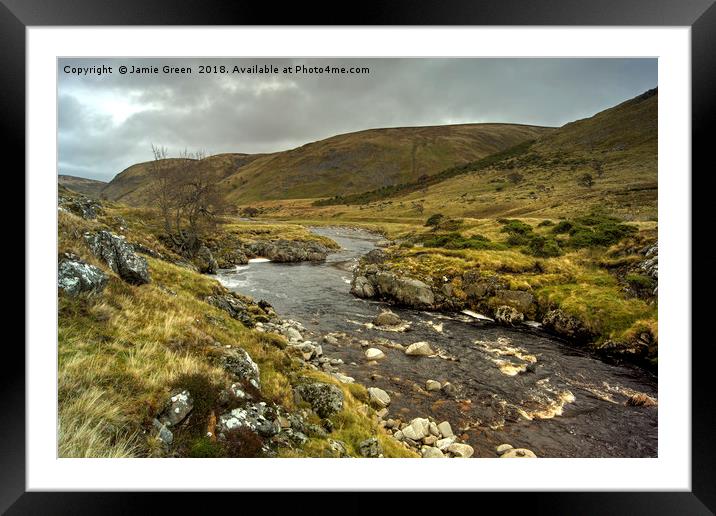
[58,58,657,182]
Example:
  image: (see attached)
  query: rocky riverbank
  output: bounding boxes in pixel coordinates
[350,243,659,365]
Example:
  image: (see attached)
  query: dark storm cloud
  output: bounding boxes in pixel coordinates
[58,58,657,182]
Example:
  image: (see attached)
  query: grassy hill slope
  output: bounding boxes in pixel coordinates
[58,175,107,198]
[269,89,657,223]
[101,123,551,206]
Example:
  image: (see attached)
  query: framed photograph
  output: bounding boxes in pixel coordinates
[7,0,714,511]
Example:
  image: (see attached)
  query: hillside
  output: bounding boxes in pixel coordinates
[100,153,265,205]
[101,123,551,206]
[58,175,107,198]
[265,89,658,222]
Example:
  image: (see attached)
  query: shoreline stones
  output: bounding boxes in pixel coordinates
[447,443,475,458]
[367,387,391,408]
[500,448,537,458]
[496,443,513,455]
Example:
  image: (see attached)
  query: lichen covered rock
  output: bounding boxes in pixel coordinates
[84,230,150,285]
[58,254,108,296]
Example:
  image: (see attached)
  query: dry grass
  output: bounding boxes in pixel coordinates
[58,204,414,457]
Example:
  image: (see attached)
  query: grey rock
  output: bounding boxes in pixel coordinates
[194,245,218,274]
[421,446,445,458]
[328,439,349,457]
[365,348,386,360]
[218,403,280,438]
[374,271,434,308]
[496,443,514,455]
[84,230,150,285]
[543,309,591,342]
[158,390,193,427]
[494,305,525,326]
[58,194,102,220]
[436,436,456,451]
[405,341,433,356]
[350,275,376,298]
[58,254,108,296]
[220,347,260,388]
[437,421,454,438]
[447,443,475,458]
[358,437,382,458]
[500,448,537,458]
[373,310,403,327]
[425,380,442,391]
[206,293,256,327]
[492,289,535,314]
[461,271,507,300]
[367,387,391,408]
[247,239,331,263]
[402,418,430,440]
[294,382,344,418]
[287,327,303,341]
[153,418,173,446]
[363,248,387,264]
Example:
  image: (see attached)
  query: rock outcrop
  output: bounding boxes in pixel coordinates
[207,291,272,328]
[246,239,332,263]
[639,242,658,295]
[84,230,150,285]
[58,194,103,220]
[494,305,525,326]
[294,382,344,418]
[194,245,218,274]
[220,347,261,388]
[58,254,108,296]
[352,265,434,308]
[542,309,592,342]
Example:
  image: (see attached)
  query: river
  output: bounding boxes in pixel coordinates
[216,227,658,458]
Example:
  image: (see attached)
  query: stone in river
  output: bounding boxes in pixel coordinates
[405,341,433,356]
[425,380,441,391]
[365,348,386,360]
[500,448,537,458]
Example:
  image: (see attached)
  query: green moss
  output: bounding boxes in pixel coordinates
[625,273,656,290]
[189,437,223,457]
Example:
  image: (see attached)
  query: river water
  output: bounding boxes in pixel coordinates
[216,227,658,458]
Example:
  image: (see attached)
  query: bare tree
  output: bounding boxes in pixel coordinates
[148,144,172,233]
[149,146,225,255]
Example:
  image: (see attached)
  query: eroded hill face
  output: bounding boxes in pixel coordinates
[265,89,657,222]
[100,123,551,206]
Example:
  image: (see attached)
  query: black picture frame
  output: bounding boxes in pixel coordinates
[5,0,714,512]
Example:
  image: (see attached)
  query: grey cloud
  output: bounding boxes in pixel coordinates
[58,58,657,182]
